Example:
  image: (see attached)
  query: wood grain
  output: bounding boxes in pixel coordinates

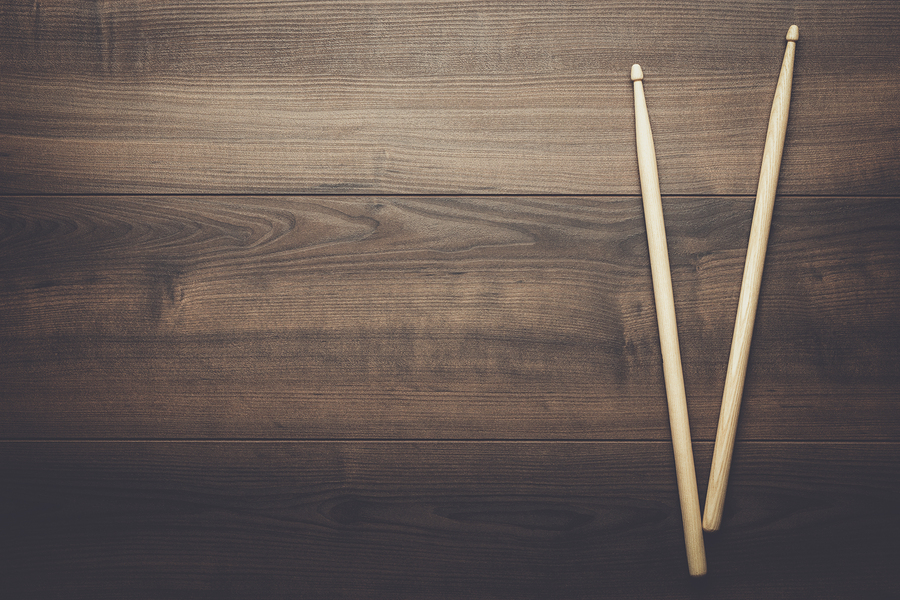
[2,195,898,440]
[2,1,899,592]
[2,441,898,599]
[1,0,899,194]
[704,26,797,532]
[632,63,705,575]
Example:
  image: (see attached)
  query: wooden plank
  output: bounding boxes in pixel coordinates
[1,0,898,194]
[1,195,898,439]
[1,440,897,598]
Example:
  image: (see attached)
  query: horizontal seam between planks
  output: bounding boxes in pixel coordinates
[1,438,898,444]
[2,192,898,199]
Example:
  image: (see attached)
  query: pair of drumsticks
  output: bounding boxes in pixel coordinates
[632,26,799,577]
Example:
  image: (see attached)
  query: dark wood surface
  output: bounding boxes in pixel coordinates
[3,441,899,599]
[2,0,899,195]
[2,1,899,598]
[2,195,898,441]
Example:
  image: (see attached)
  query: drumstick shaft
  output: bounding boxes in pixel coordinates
[632,64,706,577]
[703,25,799,533]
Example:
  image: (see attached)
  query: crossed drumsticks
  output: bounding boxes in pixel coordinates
[631,26,799,576]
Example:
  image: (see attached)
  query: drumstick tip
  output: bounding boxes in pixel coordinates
[787,25,799,41]
[631,64,643,81]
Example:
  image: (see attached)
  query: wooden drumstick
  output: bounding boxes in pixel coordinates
[632,64,707,577]
[703,25,799,533]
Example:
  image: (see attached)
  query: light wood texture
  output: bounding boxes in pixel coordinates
[704,26,798,533]
[632,64,705,576]
[1,1,899,195]
[2,441,899,599]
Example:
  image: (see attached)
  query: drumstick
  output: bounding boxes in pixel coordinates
[703,25,799,533]
[632,64,707,577]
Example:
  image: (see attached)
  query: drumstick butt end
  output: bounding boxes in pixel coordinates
[702,514,721,533]
[631,64,643,81]
[786,25,799,41]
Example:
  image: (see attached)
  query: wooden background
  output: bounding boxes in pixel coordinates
[2,1,899,597]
